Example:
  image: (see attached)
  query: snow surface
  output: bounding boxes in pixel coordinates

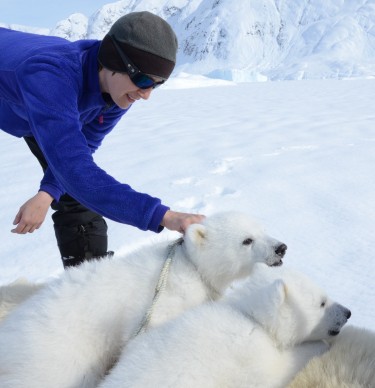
[0,75,374,331]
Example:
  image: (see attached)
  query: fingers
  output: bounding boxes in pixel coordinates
[11,192,51,234]
[12,210,21,226]
[180,214,206,234]
[11,222,28,234]
[11,221,41,234]
[11,208,44,234]
[29,223,42,233]
[161,210,206,234]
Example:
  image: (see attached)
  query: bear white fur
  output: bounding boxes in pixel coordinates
[0,211,286,388]
[0,278,43,321]
[288,325,375,388]
[98,263,351,388]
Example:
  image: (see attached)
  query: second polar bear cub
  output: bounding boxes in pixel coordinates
[0,211,286,388]
[99,263,351,388]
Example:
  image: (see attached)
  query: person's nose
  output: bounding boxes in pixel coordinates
[138,88,153,100]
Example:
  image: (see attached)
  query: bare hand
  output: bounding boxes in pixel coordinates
[11,191,53,234]
[161,210,205,234]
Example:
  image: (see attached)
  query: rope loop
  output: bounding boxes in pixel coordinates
[132,238,183,338]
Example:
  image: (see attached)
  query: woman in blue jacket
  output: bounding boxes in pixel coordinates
[0,11,204,268]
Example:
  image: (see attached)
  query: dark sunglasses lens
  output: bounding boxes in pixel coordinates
[131,73,156,89]
[131,73,165,89]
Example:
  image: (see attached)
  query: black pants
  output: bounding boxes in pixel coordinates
[24,137,109,268]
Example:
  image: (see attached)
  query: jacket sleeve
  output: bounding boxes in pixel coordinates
[17,55,169,232]
[40,166,65,202]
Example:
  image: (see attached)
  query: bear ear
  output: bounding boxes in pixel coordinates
[185,224,207,247]
[269,279,287,307]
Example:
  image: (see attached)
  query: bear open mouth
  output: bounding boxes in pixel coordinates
[328,329,340,336]
[271,259,283,267]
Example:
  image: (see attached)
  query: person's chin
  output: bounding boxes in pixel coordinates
[115,98,132,109]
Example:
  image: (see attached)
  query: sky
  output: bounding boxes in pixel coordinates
[0,74,374,331]
[0,0,110,28]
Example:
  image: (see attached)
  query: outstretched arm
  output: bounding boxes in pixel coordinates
[11,191,53,234]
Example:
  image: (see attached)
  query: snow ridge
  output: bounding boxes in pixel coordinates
[2,0,375,81]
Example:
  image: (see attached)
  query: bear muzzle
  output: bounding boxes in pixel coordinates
[270,243,288,266]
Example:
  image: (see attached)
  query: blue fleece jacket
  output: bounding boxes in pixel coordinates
[0,28,169,232]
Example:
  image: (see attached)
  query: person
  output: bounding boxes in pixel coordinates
[0,11,204,268]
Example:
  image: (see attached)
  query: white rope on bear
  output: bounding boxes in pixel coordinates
[132,237,184,338]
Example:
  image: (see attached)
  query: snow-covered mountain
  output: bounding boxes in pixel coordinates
[2,0,375,81]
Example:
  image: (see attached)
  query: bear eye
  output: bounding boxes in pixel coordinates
[320,300,326,308]
[242,238,253,246]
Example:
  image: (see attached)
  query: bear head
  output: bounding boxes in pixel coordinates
[183,212,287,292]
[231,264,351,348]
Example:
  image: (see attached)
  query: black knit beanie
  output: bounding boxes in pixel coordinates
[98,11,178,79]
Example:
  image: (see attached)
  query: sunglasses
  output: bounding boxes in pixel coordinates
[110,36,166,89]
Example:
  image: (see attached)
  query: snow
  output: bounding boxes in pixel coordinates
[3,0,375,81]
[1,74,374,331]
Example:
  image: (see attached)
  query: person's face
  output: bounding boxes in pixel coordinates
[99,68,155,109]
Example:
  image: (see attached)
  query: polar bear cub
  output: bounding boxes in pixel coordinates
[288,325,375,388]
[0,211,287,388]
[0,278,43,321]
[98,263,351,388]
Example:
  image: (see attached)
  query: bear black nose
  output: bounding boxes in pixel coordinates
[275,243,287,258]
[346,309,351,319]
